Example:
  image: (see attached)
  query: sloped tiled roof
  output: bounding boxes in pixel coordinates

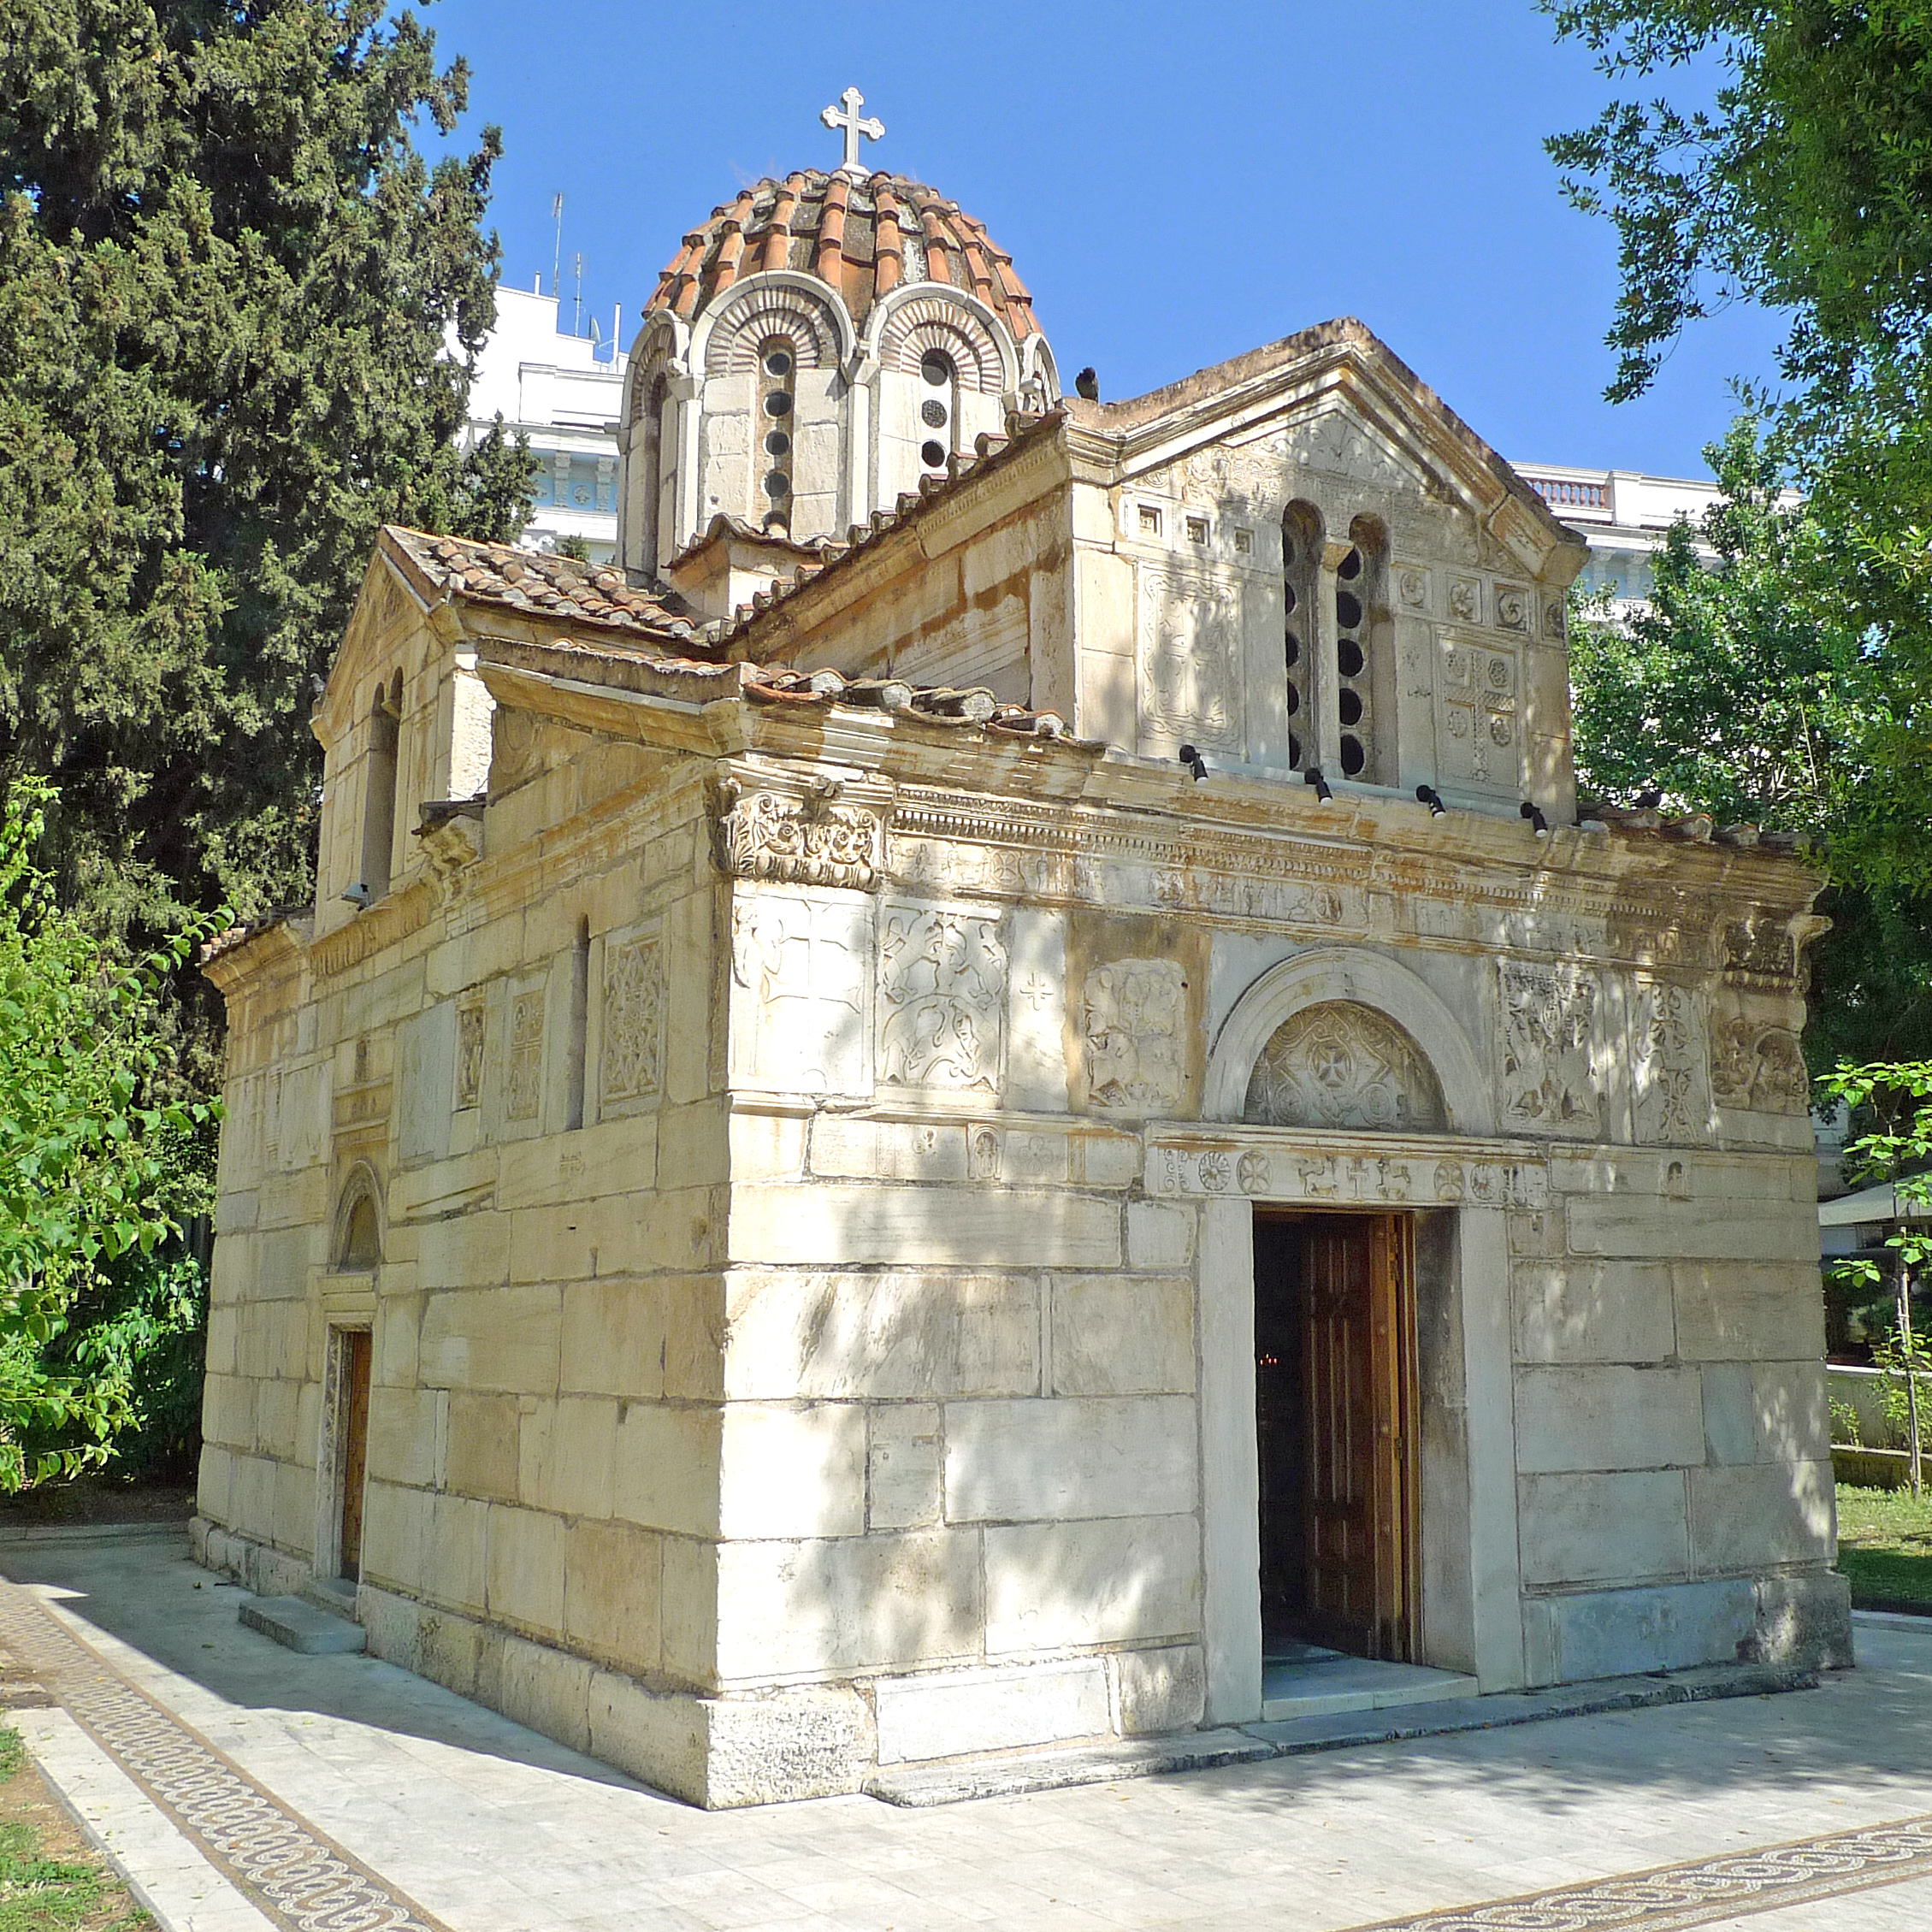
[381,528,700,647]
[647,170,1039,340]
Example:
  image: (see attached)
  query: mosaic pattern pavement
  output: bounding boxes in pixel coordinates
[0,1575,447,1932]
[1354,1811,1932,1931]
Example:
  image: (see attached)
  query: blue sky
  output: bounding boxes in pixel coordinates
[427,0,1781,479]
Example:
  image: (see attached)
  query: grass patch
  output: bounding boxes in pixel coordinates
[0,1726,147,1929]
[1836,1481,1932,1610]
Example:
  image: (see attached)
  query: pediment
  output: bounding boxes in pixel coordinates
[314,548,428,746]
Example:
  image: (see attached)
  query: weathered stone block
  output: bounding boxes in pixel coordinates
[445,1391,519,1502]
[564,1520,663,1674]
[1050,1276,1195,1396]
[1689,1460,1835,1572]
[428,1493,489,1616]
[718,1403,865,1539]
[366,1385,438,1489]
[487,1504,566,1634]
[1750,1571,1853,1669]
[1512,1260,1675,1365]
[713,1531,982,1681]
[875,1659,1111,1764]
[1525,1579,1756,1686]
[867,1404,942,1531]
[984,1513,1201,1655]
[1514,1365,1704,1474]
[1517,1471,1688,1587]
[612,1403,720,1537]
[520,1396,617,1520]
[418,1284,561,1393]
[360,1480,431,1596]
[1110,1643,1207,1735]
[1675,1263,1826,1362]
[498,1630,592,1752]
[728,1184,1120,1269]
[560,1279,669,1402]
[945,1396,1198,1522]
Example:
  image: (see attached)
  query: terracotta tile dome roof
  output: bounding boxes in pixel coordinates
[647,170,1039,340]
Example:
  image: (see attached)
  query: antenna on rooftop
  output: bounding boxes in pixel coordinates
[573,251,585,336]
[550,192,564,300]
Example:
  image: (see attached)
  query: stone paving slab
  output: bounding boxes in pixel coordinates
[2,1539,1931,1932]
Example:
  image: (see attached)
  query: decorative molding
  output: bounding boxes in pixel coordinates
[1498,960,1601,1136]
[1080,959,1187,1114]
[1244,1001,1447,1134]
[713,779,881,890]
[877,901,1007,1092]
[1149,1129,1549,1210]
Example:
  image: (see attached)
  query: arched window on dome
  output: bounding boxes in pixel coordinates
[917,348,957,479]
[1335,515,1391,783]
[755,337,797,533]
[1280,502,1323,774]
[636,372,671,573]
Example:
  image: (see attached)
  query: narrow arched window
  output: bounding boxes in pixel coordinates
[1336,517,1389,783]
[755,338,796,532]
[564,918,589,1132]
[357,672,401,903]
[637,372,670,571]
[1281,502,1323,773]
[340,1192,381,1269]
[918,348,957,479]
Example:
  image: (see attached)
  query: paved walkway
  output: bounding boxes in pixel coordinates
[1,1529,1929,1932]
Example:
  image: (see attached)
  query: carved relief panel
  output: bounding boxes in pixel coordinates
[602,932,665,1108]
[454,996,485,1111]
[505,990,546,1122]
[1435,635,1521,792]
[1629,980,1710,1143]
[1140,569,1244,755]
[1079,959,1188,1114]
[877,900,1008,1094]
[1498,960,1601,1137]
[730,888,871,1094]
[1244,1001,1447,1133]
[1711,1011,1811,1114]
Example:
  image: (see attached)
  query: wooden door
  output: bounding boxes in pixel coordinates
[339,1331,373,1582]
[1256,1213,1416,1661]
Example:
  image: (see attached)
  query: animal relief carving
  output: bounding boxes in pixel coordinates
[1711,1017,1811,1114]
[877,903,1007,1091]
[1244,1001,1446,1132]
[1081,959,1187,1113]
[602,936,664,1103]
[1498,961,1600,1134]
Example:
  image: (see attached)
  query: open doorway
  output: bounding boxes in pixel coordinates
[334,1329,373,1584]
[1254,1211,1419,1666]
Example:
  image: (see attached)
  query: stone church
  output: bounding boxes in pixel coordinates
[196,98,1848,1806]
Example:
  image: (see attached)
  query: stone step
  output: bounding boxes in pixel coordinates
[237,1593,366,1657]
[866,1727,1272,1807]
[298,1574,358,1619]
[1260,1657,1477,1723]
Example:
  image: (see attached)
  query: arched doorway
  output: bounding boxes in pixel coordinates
[326,1173,381,1586]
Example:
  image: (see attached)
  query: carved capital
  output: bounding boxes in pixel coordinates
[712,777,883,890]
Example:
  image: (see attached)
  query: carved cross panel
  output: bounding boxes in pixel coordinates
[877,901,1008,1093]
[602,935,665,1105]
[505,990,546,1121]
[1629,980,1710,1143]
[1080,958,1187,1114]
[1436,637,1520,791]
[1244,1001,1446,1134]
[730,891,869,1093]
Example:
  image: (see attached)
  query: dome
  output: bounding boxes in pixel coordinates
[647,170,1040,342]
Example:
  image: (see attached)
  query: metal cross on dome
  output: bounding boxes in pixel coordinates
[821,87,884,176]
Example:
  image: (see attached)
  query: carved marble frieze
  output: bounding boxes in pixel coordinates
[1722,912,1799,990]
[713,780,881,891]
[1630,980,1711,1143]
[505,990,546,1121]
[602,933,665,1105]
[1150,1137,1549,1211]
[729,889,870,1093]
[1140,568,1244,753]
[1243,1001,1447,1134]
[1711,1014,1811,1114]
[1079,958,1188,1114]
[877,901,1007,1093]
[1498,960,1601,1137]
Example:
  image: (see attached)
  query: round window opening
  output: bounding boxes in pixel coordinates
[763,392,792,418]
[920,351,954,387]
[1336,590,1363,629]
[920,399,948,428]
[1338,547,1362,581]
[764,429,790,457]
[920,440,947,468]
[1338,638,1365,677]
[1339,734,1367,777]
[764,348,793,379]
[1339,688,1363,726]
[762,470,790,499]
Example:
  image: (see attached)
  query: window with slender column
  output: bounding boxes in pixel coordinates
[918,349,957,478]
[755,338,796,532]
[1335,516,1390,782]
[1281,501,1323,772]
[357,672,401,902]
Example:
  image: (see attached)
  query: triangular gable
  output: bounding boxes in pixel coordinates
[313,540,433,749]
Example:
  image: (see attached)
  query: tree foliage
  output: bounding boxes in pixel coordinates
[0,778,221,1488]
[0,0,532,986]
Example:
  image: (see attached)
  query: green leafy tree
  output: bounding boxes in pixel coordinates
[0,779,222,1488]
[0,0,533,1006]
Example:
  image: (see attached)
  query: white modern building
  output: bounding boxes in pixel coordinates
[1509,464,1723,608]
[465,284,628,564]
